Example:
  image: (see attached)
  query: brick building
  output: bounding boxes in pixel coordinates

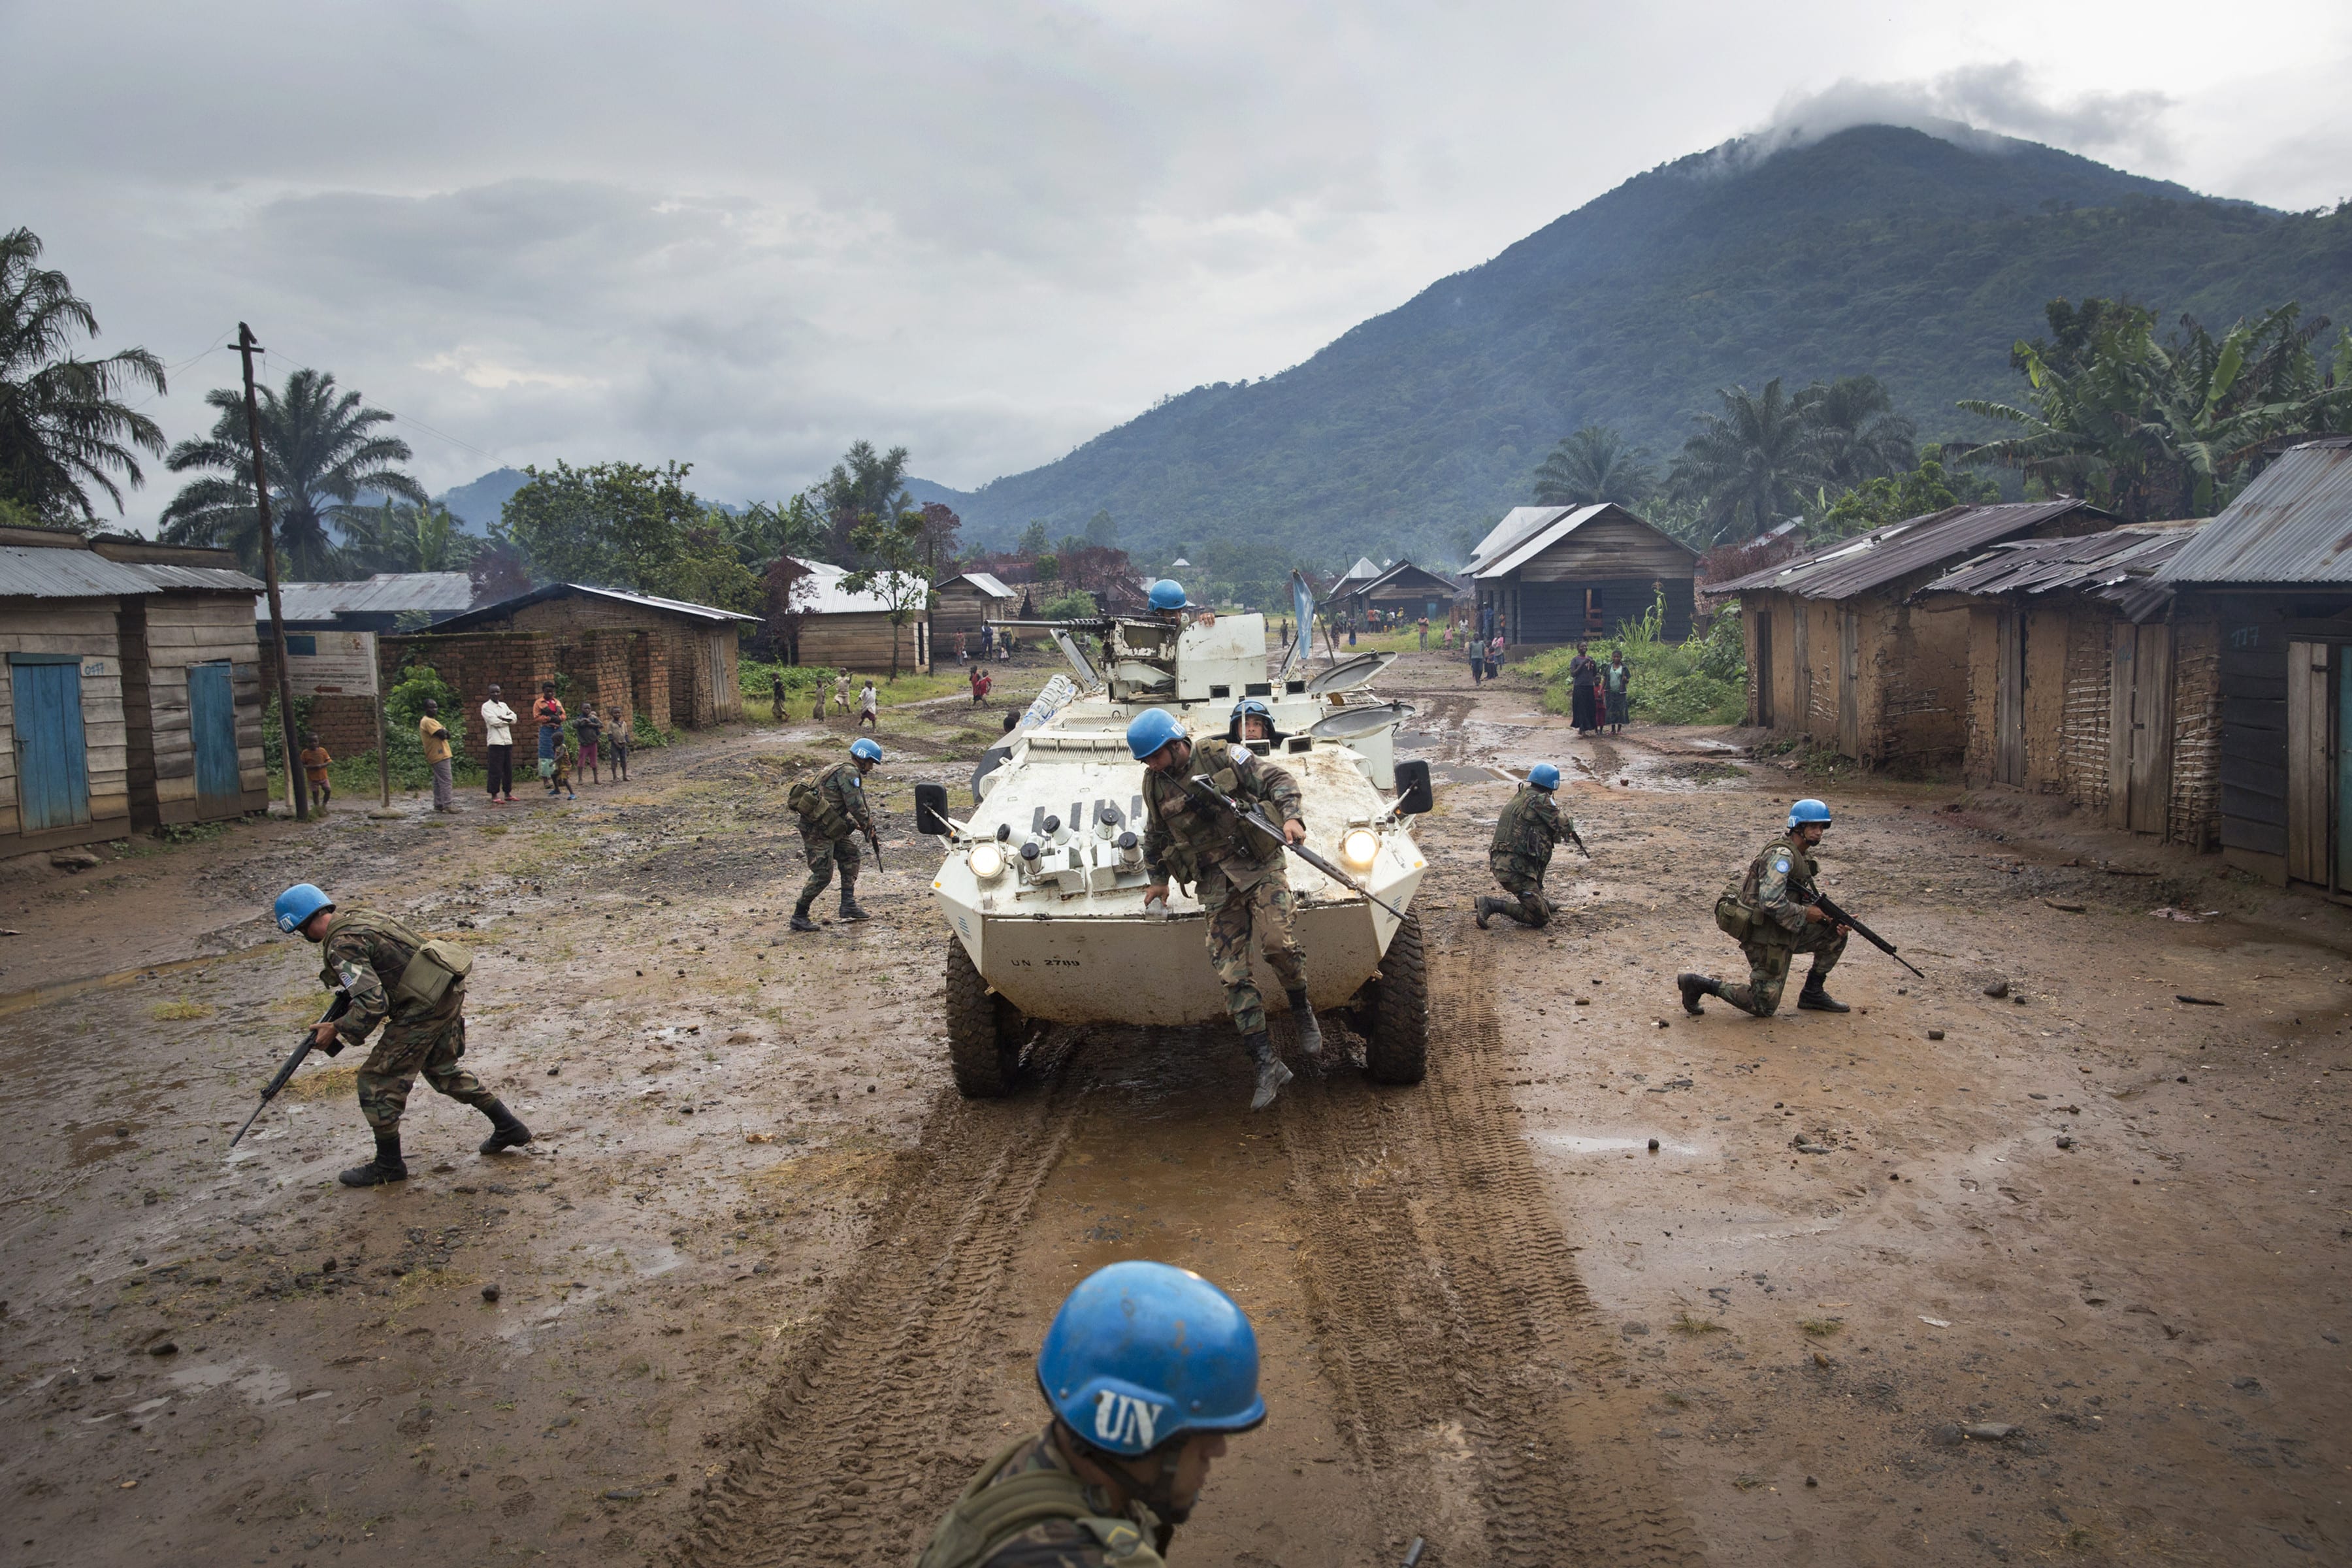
[423,584,757,731]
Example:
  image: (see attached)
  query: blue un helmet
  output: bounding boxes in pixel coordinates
[1147,579,1189,612]
[274,883,334,934]
[1037,1261,1265,1458]
[1788,797,1832,830]
[849,737,883,765]
[1126,708,1186,762]
[1527,762,1560,791]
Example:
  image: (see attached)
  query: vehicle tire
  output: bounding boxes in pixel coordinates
[945,938,1021,1097]
[1362,910,1429,1085]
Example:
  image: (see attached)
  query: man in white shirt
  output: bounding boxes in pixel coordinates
[858,679,879,730]
[481,683,517,804]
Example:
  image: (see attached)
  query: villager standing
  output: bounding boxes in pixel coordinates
[1130,708,1320,1111]
[833,671,851,719]
[575,705,603,783]
[419,698,457,813]
[1679,798,1852,1018]
[770,671,786,722]
[1604,647,1631,734]
[913,1260,1265,1568]
[1469,634,1486,685]
[790,737,881,931]
[299,731,333,813]
[970,663,991,706]
[534,683,566,792]
[1568,642,1599,734]
[858,679,879,730]
[1477,763,1566,929]
[604,707,630,781]
[272,882,529,1188]
[1418,615,1429,649]
[481,684,517,803]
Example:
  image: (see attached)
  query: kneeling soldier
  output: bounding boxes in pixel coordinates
[1679,798,1851,1017]
[1477,762,1566,929]
[1130,708,1320,1111]
[791,737,881,931]
[273,883,531,1186]
[914,1260,1265,1567]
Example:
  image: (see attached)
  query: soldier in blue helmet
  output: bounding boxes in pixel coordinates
[1146,579,1213,630]
[914,1260,1265,1567]
[789,738,882,931]
[1477,762,1569,930]
[1225,696,1279,747]
[1679,798,1852,1017]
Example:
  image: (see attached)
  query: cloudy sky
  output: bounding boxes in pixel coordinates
[8,0,2349,530]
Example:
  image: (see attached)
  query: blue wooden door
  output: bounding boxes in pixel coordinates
[189,662,239,811]
[12,658,90,832]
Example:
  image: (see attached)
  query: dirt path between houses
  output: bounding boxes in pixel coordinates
[1,649,2347,1568]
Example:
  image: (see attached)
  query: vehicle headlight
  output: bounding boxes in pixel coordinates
[1339,826,1380,868]
[968,841,1007,881]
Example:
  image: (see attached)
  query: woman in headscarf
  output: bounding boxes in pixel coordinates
[1567,642,1599,734]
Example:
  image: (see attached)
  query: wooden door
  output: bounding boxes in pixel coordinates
[1754,612,1774,727]
[11,657,91,832]
[1837,607,1860,757]
[188,662,240,811]
[1993,612,2024,787]
[2286,641,2330,885]
[2108,623,2176,836]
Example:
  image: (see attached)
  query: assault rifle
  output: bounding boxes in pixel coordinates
[229,992,351,1148]
[1810,892,1924,979]
[1184,774,1413,922]
[1563,819,1592,859]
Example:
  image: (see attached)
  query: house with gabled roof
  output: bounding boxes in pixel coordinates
[1466,503,1698,647]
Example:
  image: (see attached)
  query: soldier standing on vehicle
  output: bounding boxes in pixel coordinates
[1227,696,1278,746]
[1678,797,1852,1017]
[913,1260,1265,1568]
[1129,708,1319,1111]
[789,736,881,932]
[272,882,531,1188]
[1477,762,1566,930]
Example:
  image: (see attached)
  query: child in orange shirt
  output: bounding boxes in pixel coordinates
[299,731,333,811]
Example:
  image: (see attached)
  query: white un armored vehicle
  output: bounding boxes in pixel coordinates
[911,593,1434,1098]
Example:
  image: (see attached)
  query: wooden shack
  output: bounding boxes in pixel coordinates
[786,559,932,676]
[1914,523,2218,844]
[1714,501,2114,769]
[1336,561,1458,625]
[2151,439,2352,895]
[427,583,757,728]
[932,570,1017,645]
[1467,504,1697,646]
[0,529,267,851]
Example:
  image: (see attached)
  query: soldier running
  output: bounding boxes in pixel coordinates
[1678,797,1852,1017]
[1129,708,1320,1111]
[1476,762,1566,929]
[914,1260,1265,1568]
[791,736,881,932]
[272,883,531,1188]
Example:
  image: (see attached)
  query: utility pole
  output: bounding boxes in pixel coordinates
[237,323,308,821]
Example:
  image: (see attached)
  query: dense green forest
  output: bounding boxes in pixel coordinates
[912,125,2352,567]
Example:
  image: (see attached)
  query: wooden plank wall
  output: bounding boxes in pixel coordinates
[2166,617,2223,851]
[2215,615,2291,867]
[0,597,131,845]
[798,612,931,676]
[144,593,272,823]
[1959,607,1998,785]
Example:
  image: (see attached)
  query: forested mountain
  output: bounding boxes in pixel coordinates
[916,124,2352,566]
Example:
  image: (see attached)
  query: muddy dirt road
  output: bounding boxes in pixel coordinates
[3,651,2348,1568]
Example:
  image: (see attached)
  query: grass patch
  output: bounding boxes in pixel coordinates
[150,1000,211,1021]
[1799,1318,1844,1337]
[1526,593,1746,726]
[1671,1311,1728,1336]
[282,1060,360,1102]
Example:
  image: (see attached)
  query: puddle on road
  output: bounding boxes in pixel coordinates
[1529,1130,1706,1158]
[167,1358,293,1406]
[1430,763,1504,785]
[1394,731,1440,749]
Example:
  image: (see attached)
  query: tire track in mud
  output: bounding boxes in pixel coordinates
[676,1039,1089,1568]
[1277,941,1705,1566]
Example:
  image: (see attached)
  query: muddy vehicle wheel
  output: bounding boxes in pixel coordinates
[1361,910,1429,1084]
[945,938,1022,1097]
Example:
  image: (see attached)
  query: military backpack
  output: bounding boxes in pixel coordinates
[912,1437,1162,1568]
[321,910,473,1011]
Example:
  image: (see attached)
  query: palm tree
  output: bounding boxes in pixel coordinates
[1531,425,1656,508]
[1796,375,1917,489]
[1668,378,1827,544]
[0,227,167,525]
[159,367,425,578]
[342,498,478,574]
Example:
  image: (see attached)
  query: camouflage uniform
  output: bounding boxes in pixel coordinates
[1714,833,1846,1015]
[915,1431,1168,1567]
[318,911,495,1134]
[1141,738,1307,1037]
[1484,785,1565,926]
[796,759,873,911]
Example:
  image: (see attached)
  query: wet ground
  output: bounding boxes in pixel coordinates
[1,649,2347,1567]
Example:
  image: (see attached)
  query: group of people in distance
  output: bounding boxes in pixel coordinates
[1567,641,1630,736]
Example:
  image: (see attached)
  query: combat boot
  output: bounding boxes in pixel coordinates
[838,890,871,922]
[790,901,819,933]
[1797,978,1850,1013]
[477,1099,532,1154]
[338,1131,406,1188]
[1244,1032,1292,1112]
[1676,972,1716,1017]
[1287,990,1324,1062]
[1473,896,1498,930]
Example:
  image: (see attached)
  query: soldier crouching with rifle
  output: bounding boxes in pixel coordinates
[1678,798,1852,1018]
[270,883,532,1186]
[1128,708,1321,1112]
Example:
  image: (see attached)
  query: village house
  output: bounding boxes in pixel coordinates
[783,558,932,676]
[1715,500,2114,768]
[0,527,269,853]
[1331,561,1459,626]
[1465,504,1699,647]
[2151,438,2352,896]
[931,570,1017,647]
[267,571,477,633]
[1914,523,2218,843]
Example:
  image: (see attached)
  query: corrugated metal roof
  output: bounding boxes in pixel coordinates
[120,563,265,594]
[1476,502,1697,580]
[1916,523,2202,621]
[261,572,477,622]
[1711,500,2112,600]
[1352,561,1461,598]
[939,570,1017,598]
[2154,438,2352,585]
[0,546,166,598]
[780,559,930,616]
[1465,506,1567,572]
